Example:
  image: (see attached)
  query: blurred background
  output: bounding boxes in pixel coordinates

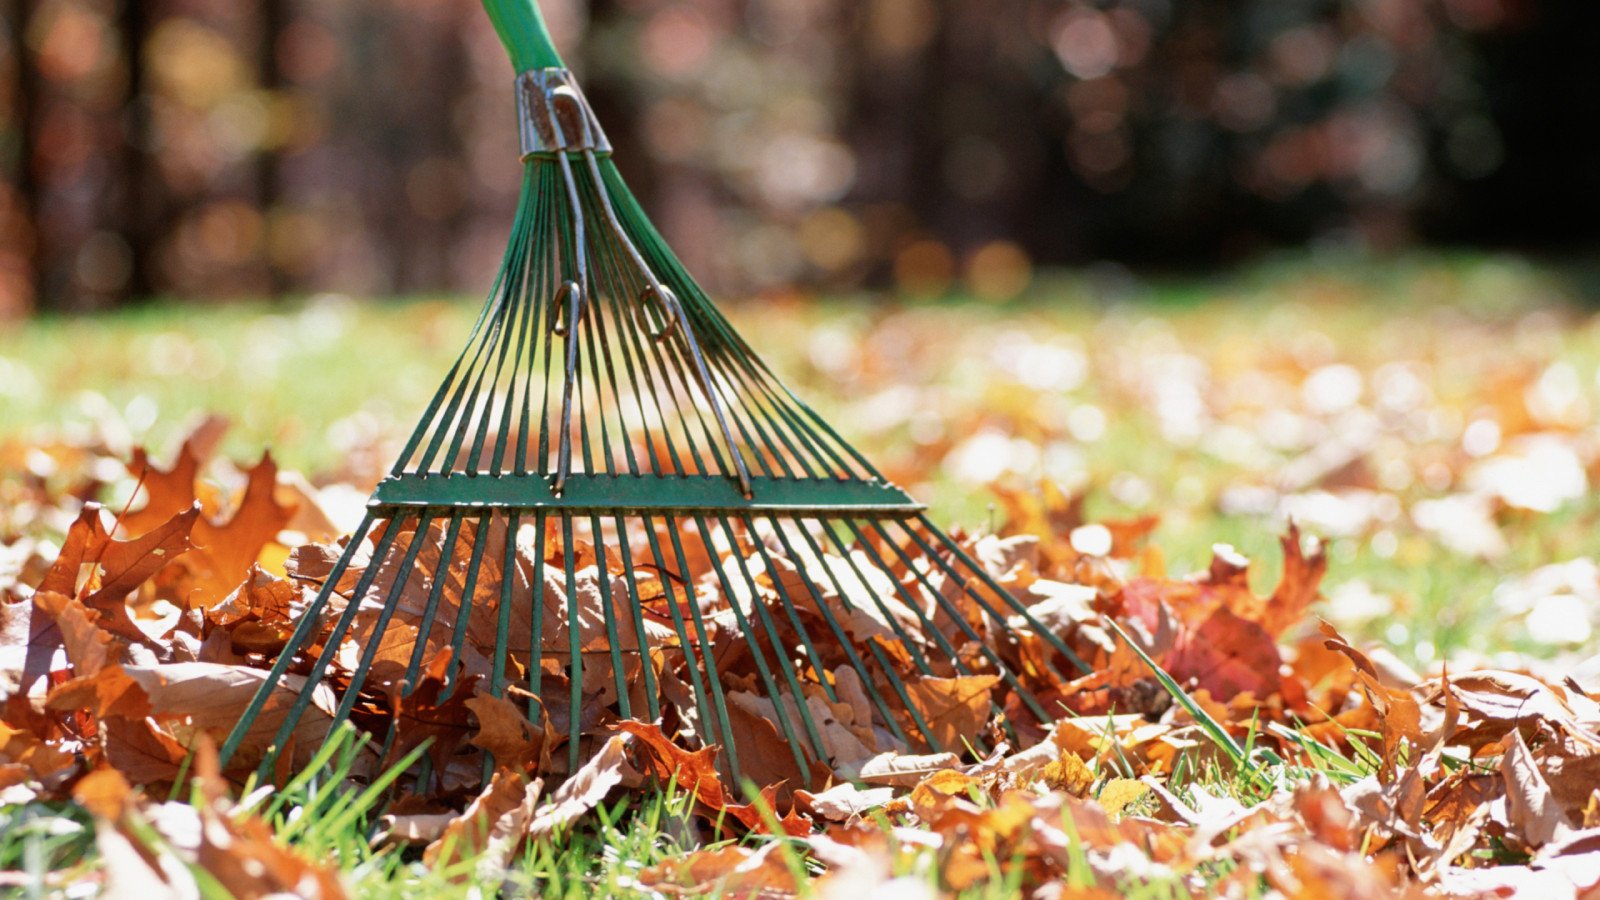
[1,0,1596,316]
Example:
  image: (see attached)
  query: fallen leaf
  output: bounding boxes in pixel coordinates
[901,674,999,753]
[528,733,628,837]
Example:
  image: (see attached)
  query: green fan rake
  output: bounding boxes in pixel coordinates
[221,0,1086,788]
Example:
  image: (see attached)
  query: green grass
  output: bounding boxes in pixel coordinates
[4,251,1594,664]
[3,250,1597,895]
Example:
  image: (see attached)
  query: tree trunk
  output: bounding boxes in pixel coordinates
[257,0,286,299]
[9,0,44,309]
[117,0,156,304]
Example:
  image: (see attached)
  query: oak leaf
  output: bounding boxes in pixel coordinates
[902,674,999,753]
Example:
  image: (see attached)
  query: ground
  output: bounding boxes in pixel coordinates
[2,252,1598,896]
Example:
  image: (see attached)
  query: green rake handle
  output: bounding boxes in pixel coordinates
[481,0,566,71]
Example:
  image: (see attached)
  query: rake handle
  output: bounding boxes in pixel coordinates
[481,0,566,71]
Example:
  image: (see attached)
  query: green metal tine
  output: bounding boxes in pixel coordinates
[785,520,949,751]
[856,519,1054,723]
[439,517,492,701]
[394,171,530,475]
[762,518,914,747]
[414,285,506,473]
[575,210,641,478]
[581,149,753,497]
[592,223,686,476]
[527,510,548,711]
[572,205,620,476]
[814,521,992,754]
[639,288,736,480]
[665,519,742,776]
[909,514,1091,675]
[590,219,685,478]
[514,167,555,476]
[220,512,376,767]
[256,515,406,776]
[491,512,521,698]
[562,515,584,771]
[489,197,540,475]
[695,515,822,777]
[473,181,539,473]
[439,275,517,474]
[610,515,660,720]
[687,312,833,479]
[589,515,633,719]
[611,187,875,480]
[805,519,944,680]
[332,513,437,730]
[639,514,721,748]
[741,518,842,705]
[400,513,467,698]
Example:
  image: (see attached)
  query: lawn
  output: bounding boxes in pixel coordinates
[3,251,1599,895]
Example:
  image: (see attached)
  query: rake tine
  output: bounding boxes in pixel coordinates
[562,515,583,771]
[332,513,437,728]
[786,521,945,752]
[909,513,1091,676]
[763,519,914,748]
[640,515,719,748]
[698,515,823,778]
[590,515,633,719]
[221,513,377,768]
[579,148,753,498]
[858,519,1055,724]
[527,510,548,711]
[439,516,492,702]
[491,511,521,698]
[611,515,660,721]
[665,520,742,778]
[257,515,406,777]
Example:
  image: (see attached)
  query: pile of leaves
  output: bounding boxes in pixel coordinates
[4,420,1600,898]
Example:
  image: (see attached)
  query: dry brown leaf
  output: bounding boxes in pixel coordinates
[639,843,798,897]
[121,662,336,770]
[1503,729,1573,848]
[88,504,200,610]
[847,750,962,787]
[793,782,895,822]
[617,720,810,835]
[466,692,550,773]
[101,716,189,783]
[72,765,133,820]
[35,503,111,597]
[528,733,628,837]
[901,674,998,752]
[423,768,543,881]
[0,593,66,701]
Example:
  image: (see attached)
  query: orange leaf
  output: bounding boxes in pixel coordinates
[87,505,199,610]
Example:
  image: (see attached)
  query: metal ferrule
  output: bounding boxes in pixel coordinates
[517,68,612,157]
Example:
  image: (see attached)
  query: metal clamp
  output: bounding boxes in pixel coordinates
[517,68,612,157]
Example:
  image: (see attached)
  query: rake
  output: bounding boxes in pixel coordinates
[220,0,1087,789]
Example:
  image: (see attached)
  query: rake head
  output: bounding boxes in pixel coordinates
[221,0,1087,791]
